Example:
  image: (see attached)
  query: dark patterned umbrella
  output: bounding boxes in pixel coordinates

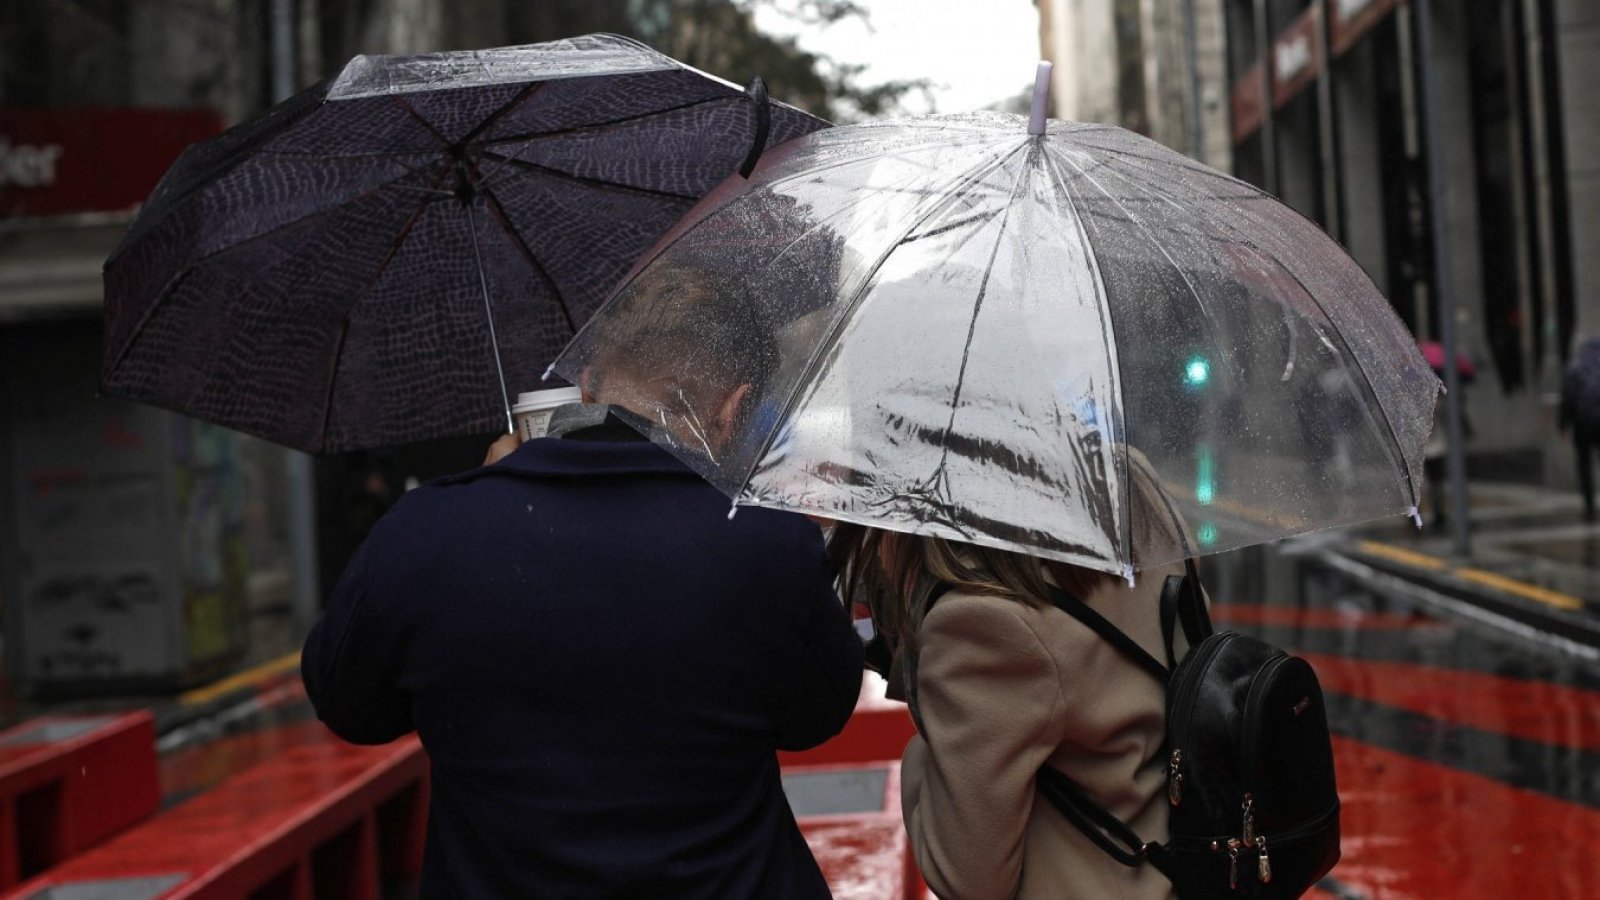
[102,33,828,453]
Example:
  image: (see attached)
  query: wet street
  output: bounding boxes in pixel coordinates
[137,540,1600,900]
[1213,551,1600,899]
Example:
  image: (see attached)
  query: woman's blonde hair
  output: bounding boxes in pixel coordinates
[827,525,1116,660]
[826,447,1191,657]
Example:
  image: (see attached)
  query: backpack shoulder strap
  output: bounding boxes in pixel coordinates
[1045,586,1169,684]
[1158,559,1213,669]
[1037,767,1173,877]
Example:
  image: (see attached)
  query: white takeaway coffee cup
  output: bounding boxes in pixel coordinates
[511,386,583,441]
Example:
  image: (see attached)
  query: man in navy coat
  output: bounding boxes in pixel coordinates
[302,295,863,897]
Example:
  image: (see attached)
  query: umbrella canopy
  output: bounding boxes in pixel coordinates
[1562,337,1600,430]
[102,33,827,453]
[553,112,1441,576]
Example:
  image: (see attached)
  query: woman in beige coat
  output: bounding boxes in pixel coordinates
[830,465,1191,900]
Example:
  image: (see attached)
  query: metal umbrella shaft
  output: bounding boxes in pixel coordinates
[461,180,515,436]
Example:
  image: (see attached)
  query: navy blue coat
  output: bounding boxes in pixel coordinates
[302,434,862,899]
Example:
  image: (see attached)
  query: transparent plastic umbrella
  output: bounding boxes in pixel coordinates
[552,109,1441,578]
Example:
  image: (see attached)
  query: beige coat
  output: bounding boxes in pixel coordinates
[900,563,1187,900]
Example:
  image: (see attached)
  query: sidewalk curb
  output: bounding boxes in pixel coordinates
[1317,546,1600,663]
[152,652,303,736]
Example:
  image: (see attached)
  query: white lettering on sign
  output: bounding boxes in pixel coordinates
[0,137,65,188]
[1337,0,1376,23]
[1275,34,1312,84]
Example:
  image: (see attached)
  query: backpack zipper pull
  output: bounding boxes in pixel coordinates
[1241,793,1256,844]
[1227,839,1242,890]
[1256,836,1272,883]
[1168,749,1184,806]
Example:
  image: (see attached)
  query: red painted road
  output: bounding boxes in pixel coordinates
[1302,652,1600,751]
[104,594,1600,899]
[1328,736,1600,898]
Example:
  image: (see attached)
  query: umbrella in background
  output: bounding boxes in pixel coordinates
[553,107,1440,578]
[1419,340,1476,383]
[1561,337,1600,431]
[102,33,827,454]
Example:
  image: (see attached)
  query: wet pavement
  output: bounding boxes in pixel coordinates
[1213,549,1600,899]
[1354,481,1600,610]
[150,561,1600,899]
[137,501,1600,898]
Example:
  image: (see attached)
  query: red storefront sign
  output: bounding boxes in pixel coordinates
[1230,0,1405,144]
[0,107,222,219]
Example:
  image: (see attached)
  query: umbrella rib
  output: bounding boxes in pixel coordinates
[731,140,1031,504]
[556,147,952,380]
[478,95,741,146]
[1038,145,1143,569]
[395,96,455,148]
[475,180,579,335]
[1054,153,1236,383]
[107,85,333,256]
[928,144,1036,486]
[1062,131,1255,186]
[476,151,701,202]
[312,164,453,451]
[1092,159,1424,509]
[461,81,544,145]
[103,160,454,389]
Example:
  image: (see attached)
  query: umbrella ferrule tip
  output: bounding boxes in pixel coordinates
[727,502,739,521]
[1028,60,1053,136]
[1408,506,1423,529]
[1121,564,1135,589]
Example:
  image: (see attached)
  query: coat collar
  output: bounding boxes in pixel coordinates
[437,435,699,486]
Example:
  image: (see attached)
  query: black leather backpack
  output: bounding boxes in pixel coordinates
[1035,564,1341,898]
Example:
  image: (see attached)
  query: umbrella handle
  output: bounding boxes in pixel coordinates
[739,76,772,179]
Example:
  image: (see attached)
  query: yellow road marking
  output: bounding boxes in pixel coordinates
[180,651,302,707]
[1356,540,1585,611]
[1456,568,1585,611]
[1356,540,1448,571]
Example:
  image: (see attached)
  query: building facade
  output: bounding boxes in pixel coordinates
[0,0,628,692]
[1038,0,1232,168]
[1039,0,1598,483]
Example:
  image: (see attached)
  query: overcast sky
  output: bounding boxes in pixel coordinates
[751,0,1042,117]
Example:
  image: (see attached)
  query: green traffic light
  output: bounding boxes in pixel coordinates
[1198,522,1218,546]
[1183,355,1210,387]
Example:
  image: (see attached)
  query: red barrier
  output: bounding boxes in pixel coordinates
[6,732,427,900]
[782,678,931,900]
[780,674,917,768]
[787,761,928,900]
[0,712,159,888]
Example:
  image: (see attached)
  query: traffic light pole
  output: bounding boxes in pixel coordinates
[271,0,322,630]
[1413,0,1472,556]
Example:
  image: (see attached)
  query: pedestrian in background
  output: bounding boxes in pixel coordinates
[1560,337,1600,522]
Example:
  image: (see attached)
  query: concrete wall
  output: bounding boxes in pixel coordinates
[1556,0,1600,344]
[1332,38,1389,295]
[1041,0,1232,167]
[1045,0,1121,124]
[128,1,268,124]
[1194,0,1234,168]
[1428,1,1542,452]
